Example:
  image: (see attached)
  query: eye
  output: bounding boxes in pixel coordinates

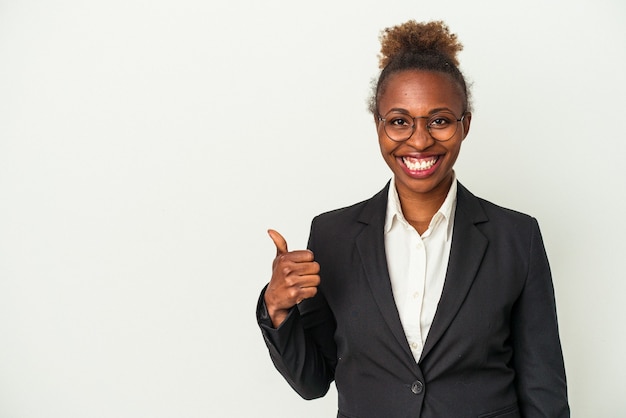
[388,115,412,129]
[428,113,454,129]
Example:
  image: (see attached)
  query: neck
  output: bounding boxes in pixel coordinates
[396,177,453,234]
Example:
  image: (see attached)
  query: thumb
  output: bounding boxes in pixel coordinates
[268,229,288,256]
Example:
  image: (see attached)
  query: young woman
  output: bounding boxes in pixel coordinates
[257,20,569,418]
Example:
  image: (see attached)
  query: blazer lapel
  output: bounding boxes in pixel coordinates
[355,183,417,363]
[419,183,489,362]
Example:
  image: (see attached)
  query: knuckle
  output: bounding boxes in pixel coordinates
[287,288,300,301]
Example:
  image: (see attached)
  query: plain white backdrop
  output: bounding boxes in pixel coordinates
[1,0,625,416]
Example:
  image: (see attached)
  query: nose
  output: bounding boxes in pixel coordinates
[406,118,434,149]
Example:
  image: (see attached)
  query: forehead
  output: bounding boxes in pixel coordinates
[378,70,465,114]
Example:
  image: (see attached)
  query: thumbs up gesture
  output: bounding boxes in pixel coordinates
[264,229,321,328]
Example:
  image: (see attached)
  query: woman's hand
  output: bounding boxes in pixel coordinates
[264,229,321,328]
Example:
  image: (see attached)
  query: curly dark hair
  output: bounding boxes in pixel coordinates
[368,20,472,115]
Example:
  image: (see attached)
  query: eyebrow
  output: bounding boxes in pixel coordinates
[386,107,456,115]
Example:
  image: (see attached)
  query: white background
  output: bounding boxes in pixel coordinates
[1,0,625,417]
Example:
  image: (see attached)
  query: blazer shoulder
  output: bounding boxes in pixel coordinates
[478,196,537,224]
[458,182,538,227]
[312,183,389,227]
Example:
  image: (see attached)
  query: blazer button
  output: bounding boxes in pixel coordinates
[411,380,424,394]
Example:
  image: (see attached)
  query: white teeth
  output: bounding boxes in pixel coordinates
[402,156,438,171]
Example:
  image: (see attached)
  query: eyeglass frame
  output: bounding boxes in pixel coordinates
[377,110,469,142]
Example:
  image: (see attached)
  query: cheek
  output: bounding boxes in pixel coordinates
[376,132,386,152]
[445,142,463,162]
[378,137,397,158]
[375,128,386,148]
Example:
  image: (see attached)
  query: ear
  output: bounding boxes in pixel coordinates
[373,113,384,135]
[461,112,472,140]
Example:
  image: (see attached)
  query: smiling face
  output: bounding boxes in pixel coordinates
[376,70,471,202]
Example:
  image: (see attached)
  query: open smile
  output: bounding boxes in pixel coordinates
[396,155,443,178]
[401,156,439,171]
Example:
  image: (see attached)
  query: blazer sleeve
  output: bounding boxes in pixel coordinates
[511,218,570,417]
[256,220,338,400]
[256,288,336,399]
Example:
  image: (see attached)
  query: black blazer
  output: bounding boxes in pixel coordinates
[258,182,569,418]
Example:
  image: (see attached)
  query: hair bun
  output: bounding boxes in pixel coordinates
[378,20,463,69]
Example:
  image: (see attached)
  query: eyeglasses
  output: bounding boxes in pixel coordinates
[378,110,467,142]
